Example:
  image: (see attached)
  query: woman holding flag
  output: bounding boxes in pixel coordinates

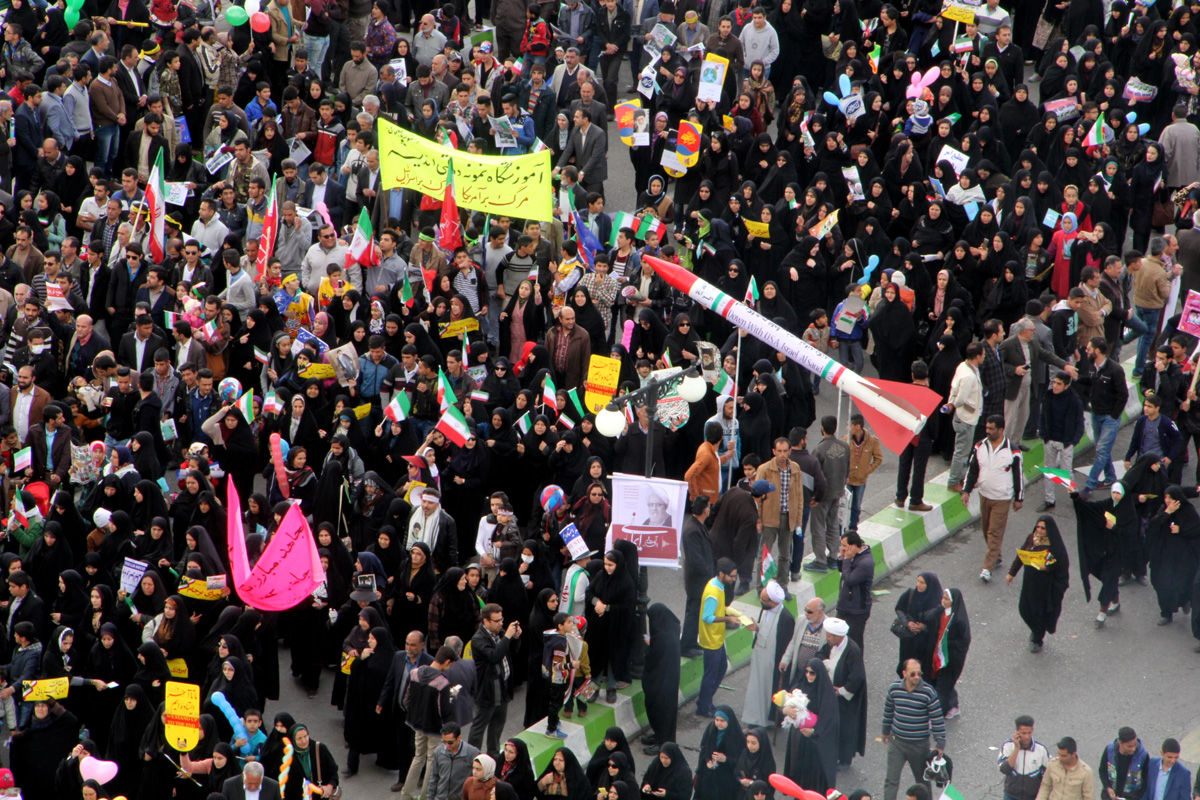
[929,588,970,720]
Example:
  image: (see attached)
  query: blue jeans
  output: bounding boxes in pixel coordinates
[1133,305,1161,374]
[697,645,727,715]
[1087,413,1121,490]
[835,339,865,374]
[95,125,119,175]
[303,34,331,80]
[846,483,865,531]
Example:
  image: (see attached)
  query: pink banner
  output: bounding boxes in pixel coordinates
[226,481,325,611]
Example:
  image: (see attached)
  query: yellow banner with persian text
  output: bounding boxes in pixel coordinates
[377,118,553,220]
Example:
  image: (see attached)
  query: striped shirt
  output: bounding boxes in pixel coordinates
[882,679,946,748]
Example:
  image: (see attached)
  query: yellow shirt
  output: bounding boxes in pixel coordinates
[699,577,727,651]
[317,277,356,309]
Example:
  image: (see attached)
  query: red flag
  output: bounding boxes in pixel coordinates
[255,175,279,280]
[438,163,463,251]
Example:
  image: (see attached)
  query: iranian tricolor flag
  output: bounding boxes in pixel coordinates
[611,211,636,246]
[435,405,473,446]
[145,148,167,263]
[760,544,776,585]
[566,387,587,418]
[255,175,279,280]
[437,368,457,412]
[400,271,415,307]
[542,374,558,411]
[263,390,284,415]
[347,207,378,268]
[236,390,255,423]
[439,163,463,251]
[745,276,760,306]
[931,623,950,671]
[714,370,736,396]
[384,392,411,422]
[636,215,663,240]
[1037,467,1076,491]
[515,411,531,435]
[938,783,963,800]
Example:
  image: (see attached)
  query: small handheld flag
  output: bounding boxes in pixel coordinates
[263,390,284,415]
[1036,467,1076,491]
[435,405,473,446]
[235,391,255,423]
[384,392,411,422]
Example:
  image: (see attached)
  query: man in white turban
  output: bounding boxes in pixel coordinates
[741,579,795,727]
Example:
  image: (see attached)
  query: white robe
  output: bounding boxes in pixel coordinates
[742,604,786,727]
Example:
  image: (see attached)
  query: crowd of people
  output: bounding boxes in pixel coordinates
[0,0,1197,798]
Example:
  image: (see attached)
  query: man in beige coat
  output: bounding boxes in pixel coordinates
[1132,237,1181,376]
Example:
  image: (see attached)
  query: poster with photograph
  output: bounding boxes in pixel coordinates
[607,473,689,568]
[632,109,649,146]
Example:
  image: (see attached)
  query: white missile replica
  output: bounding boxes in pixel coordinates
[642,254,941,455]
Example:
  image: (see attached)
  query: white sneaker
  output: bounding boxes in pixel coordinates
[1107,602,1120,615]
[944,706,961,720]
[1095,612,1107,628]
[980,569,992,583]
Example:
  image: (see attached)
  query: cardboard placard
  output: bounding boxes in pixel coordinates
[583,354,622,412]
[164,681,200,751]
[22,677,69,701]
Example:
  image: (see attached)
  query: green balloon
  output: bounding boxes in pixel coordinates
[66,0,84,10]
[64,7,79,27]
[225,5,249,25]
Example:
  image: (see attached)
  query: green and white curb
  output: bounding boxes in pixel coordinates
[515,360,1142,770]
[515,624,755,770]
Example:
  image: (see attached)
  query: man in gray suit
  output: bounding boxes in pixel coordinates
[998,317,1077,450]
[222,762,280,800]
[556,108,608,195]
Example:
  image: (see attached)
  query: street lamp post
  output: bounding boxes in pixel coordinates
[593,365,709,678]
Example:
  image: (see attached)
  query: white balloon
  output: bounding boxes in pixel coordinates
[244,0,261,13]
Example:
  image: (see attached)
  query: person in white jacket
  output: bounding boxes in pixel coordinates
[945,341,985,491]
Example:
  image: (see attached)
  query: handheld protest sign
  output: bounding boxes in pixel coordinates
[164,681,201,751]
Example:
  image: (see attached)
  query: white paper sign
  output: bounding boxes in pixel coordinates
[660,147,686,173]
[120,557,150,595]
[45,283,71,312]
[164,182,190,206]
[697,53,728,103]
[843,166,864,201]
[489,115,517,149]
[637,65,657,99]
[288,137,312,166]
[559,522,591,561]
[204,149,235,175]
[937,144,971,176]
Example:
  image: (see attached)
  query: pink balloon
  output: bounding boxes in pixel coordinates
[250,11,270,32]
[79,756,119,785]
[769,774,805,800]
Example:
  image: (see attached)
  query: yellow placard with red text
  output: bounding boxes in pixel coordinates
[583,355,622,412]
